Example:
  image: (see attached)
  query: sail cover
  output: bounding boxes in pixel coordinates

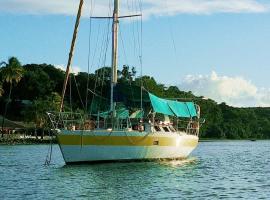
[149,93,197,118]
[95,108,130,119]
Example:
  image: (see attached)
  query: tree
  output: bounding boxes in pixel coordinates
[0,82,4,97]
[95,67,121,83]
[0,57,24,137]
[120,65,136,82]
[15,67,53,100]
[0,64,5,97]
[23,92,61,129]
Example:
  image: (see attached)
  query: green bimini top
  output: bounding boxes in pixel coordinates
[148,93,175,116]
[149,93,197,118]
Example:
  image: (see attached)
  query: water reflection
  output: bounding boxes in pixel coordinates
[159,157,198,168]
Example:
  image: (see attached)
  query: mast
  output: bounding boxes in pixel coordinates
[60,0,84,112]
[110,0,119,115]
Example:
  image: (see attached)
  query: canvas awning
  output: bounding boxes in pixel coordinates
[148,93,197,118]
[149,93,175,116]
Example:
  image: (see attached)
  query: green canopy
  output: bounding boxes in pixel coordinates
[149,93,175,116]
[148,93,197,118]
[167,100,191,118]
[97,111,110,118]
[116,108,129,119]
[185,102,197,117]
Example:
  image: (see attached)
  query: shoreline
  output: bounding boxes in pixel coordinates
[199,138,268,142]
[0,137,57,145]
[0,137,268,145]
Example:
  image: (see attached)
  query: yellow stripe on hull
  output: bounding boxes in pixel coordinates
[57,134,198,147]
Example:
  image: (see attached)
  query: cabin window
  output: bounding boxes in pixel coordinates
[169,126,176,132]
[163,127,170,132]
[154,126,161,132]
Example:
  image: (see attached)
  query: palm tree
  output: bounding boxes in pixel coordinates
[0,57,24,137]
[0,83,4,97]
[0,63,6,97]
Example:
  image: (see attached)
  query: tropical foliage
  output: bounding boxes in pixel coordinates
[0,57,24,137]
[22,92,61,128]
[0,57,269,139]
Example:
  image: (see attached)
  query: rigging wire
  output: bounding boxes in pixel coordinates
[119,26,129,64]
[88,88,109,100]
[89,1,112,115]
[137,0,144,111]
[72,73,85,110]
[88,0,144,114]
[96,18,111,112]
[118,0,143,110]
[69,73,73,113]
[85,0,94,113]
[165,0,180,69]
[89,0,111,111]
[119,23,137,109]
[87,0,109,110]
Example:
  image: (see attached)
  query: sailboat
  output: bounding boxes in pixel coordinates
[47,0,201,164]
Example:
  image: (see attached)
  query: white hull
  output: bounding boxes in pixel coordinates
[57,130,199,163]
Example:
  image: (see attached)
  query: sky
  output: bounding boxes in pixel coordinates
[0,0,270,107]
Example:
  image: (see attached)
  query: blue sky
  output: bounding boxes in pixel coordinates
[0,0,270,107]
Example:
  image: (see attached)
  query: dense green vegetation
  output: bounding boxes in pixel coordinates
[0,57,269,139]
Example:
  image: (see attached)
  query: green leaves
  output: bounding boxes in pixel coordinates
[22,93,61,128]
[0,57,269,139]
[0,57,24,84]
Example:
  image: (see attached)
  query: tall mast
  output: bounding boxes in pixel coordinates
[110,0,119,114]
[60,0,84,112]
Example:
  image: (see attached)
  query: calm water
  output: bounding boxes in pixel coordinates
[0,141,269,199]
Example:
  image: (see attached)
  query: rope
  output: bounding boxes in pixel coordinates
[44,129,54,166]
[88,88,109,101]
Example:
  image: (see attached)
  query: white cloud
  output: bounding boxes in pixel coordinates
[55,64,81,75]
[0,0,268,17]
[143,0,268,17]
[179,71,270,107]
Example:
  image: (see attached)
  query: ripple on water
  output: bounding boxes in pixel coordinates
[0,141,270,199]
